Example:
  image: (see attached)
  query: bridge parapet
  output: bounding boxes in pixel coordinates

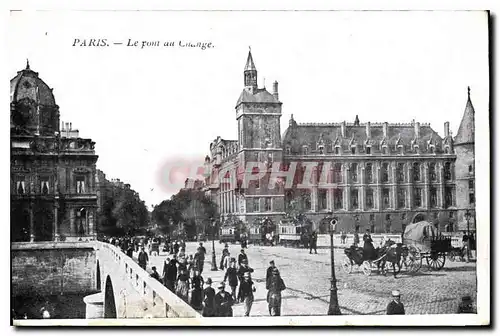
[96,241,201,319]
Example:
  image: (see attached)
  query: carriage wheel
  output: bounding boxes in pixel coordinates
[342,257,353,274]
[426,252,446,271]
[447,250,459,262]
[403,246,422,273]
[361,261,372,276]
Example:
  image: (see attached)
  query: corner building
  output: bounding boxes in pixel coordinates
[206,51,476,234]
[10,62,98,242]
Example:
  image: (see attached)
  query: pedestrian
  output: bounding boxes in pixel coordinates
[309,230,318,254]
[224,260,239,301]
[126,243,134,258]
[164,256,178,292]
[363,229,375,260]
[202,278,216,317]
[266,260,277,284]
[266,268,286,316]
[341,230,347,244]
[150,266,161,282]
[138,246,149,270]
[353,231,360,247]
[457,295,475,313]
[220,243,230,270]
[190,270,204,310]
[173,241,180,255]
[198,242,207,255]
[238,272,256,316]
[214,282,234,317]
[237,259,254,299]
[386,290,405,315]
[178,247,186,260]
[198,244,206,274]
[238,249,248,268]
[193,250,202,274]
[175,269,190,303]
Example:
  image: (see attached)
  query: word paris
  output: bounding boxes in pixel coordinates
[72,38,214,50]
[183,161,363,190]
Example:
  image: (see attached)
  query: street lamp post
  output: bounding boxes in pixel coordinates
[465,210,472,262]
[211,219,218,271]
[327,212,341,315]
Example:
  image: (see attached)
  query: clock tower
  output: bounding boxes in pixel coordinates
[235,49,285,220]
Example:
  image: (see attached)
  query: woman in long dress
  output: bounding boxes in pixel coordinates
[363,229,376,260]
[190,270,204,310]
[175,269,190,303]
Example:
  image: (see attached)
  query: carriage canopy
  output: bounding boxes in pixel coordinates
[402,221,438,253]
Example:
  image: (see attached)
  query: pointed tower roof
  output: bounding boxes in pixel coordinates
[454,86,475,145]
[244,47,257,72]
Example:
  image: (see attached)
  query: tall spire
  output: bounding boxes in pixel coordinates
[455,86,475,145]
[26,59,30,70]
[244,47,258,91]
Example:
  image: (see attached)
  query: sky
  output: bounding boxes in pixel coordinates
[7,10,489,209]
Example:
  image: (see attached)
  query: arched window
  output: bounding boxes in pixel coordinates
[302,146,309,155]
[444,162,452,180]
[413,162,420,181]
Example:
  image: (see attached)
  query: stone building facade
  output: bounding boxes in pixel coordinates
[204,51,476,233]
[10,62,98,242]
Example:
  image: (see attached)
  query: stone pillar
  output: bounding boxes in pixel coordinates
[54,202,60,241]
[29,201,35,242]
[423,163,430,209]
[83,292,104,319]
[360,165,366,211]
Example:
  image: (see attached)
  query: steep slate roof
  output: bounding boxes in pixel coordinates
[282,119,443,154]
[454,88,475,145]
[236,87,280,106]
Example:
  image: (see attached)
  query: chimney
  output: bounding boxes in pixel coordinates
[341,121,346,137]
[444,121,450,137]
[70,122,72,131]
[366,122,371,138]
[61,121,65,131]
[414,121,420,138]
[272,81,279,100]
[383,122,388,138]
[65,122,69,131]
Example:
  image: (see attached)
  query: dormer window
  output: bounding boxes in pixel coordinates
[398,145,404,155]
[382,146,388,154]
[366,146,371,155]
[429,145,435,154]
[335,146,340,155]
[351,146,356,155]
[444,146,450,154]
[302,146,309,155]
[285,146,291,155]
[413,144,420,153]
[318,146,324,155]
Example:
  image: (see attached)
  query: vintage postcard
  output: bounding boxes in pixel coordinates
[9,9,490,326]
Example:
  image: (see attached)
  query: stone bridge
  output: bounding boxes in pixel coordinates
[12,241,201,322]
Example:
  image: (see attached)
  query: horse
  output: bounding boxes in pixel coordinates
[377,243,403,278]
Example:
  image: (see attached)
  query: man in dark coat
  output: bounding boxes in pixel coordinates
[386,290,405,315]
[238,272,256,316]
[138,247,149,270]
[237,259,254,300]
[309,231,318,254]
[238,249,248,268]
[266,260,277,283]
[164,256,179,292]
[202,278,216,317]
[220,243,230,270]
[214,282,234,317]
[224,260,239,301]
[266,268,286,316]
[150,266,161,282]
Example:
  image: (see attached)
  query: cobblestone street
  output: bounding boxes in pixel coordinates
[144,242,477,317]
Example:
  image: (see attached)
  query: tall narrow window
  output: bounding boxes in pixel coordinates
[285,147,291,155]
[350,163,358,183]
[302,190,312,210]
[16,178,26,194]
[366,188,374,209]
[430,187,437,208]
[303,146,309,155]
[253,198,260,212]
[366,163,373,183]
[397,163,405,182]
[382,188,390,209]
[351,189,359,209]
[414,188,422,207]
[469,193,475,204]
[335,147,340,155]
[351,146,356,155]
[382,163,389,183]
[429,163,437,181]
[398,188,406,209]
[40,177,50,194]
[76,175,86,194]
[469,179,474,189]
[445,187,453,208]
[333,163,342,183]
[319,146,324,155]
[366,146,371,155]
[318,189,327,210]
[264,198,272,212]
[468,165,473,173]
[334,189,343,210]
[444,162,452,180]
[413,162,420,181]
